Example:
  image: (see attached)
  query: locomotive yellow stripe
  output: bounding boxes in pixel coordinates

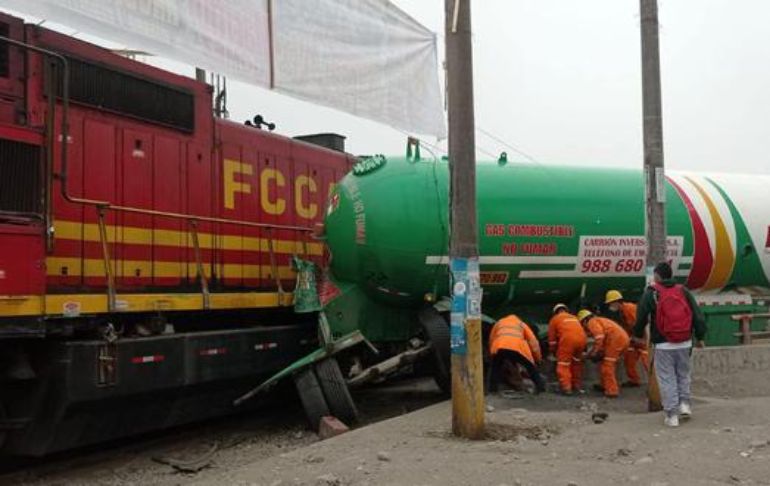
[53,221,324,256]
[0,292,294,317]
[46,257,297,280]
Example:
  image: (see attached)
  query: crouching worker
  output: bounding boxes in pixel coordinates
[488,314,546,394]
[605,290,650,387]
[548,304,588,395]
[633,262,706,427]
[577,309,630,398]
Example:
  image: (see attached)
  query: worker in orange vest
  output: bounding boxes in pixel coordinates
[577,309,630,398]
[488,314,546,394]
[605,290,650,387]
[547,304,588,395]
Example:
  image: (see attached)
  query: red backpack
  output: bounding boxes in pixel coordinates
[653,283,693,343]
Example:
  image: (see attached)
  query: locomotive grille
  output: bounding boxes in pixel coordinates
[54,56,195,132]
[0,139,42,214]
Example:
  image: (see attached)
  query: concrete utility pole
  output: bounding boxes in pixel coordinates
[640,0,667,270]
[445,0,485,439]
[640,0,665,412]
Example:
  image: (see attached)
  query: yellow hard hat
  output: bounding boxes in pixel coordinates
[605,290,623,304]
[552,303,569,314]
[577,309,593,322]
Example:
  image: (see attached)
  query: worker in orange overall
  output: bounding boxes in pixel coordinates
[605,290,649,388]
[488,314,546,394]
[547,304,588,395]
[577,309,630,398]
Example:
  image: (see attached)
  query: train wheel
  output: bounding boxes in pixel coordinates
[315,358,358,425]
[293,368,330,430]
[419,307,451,396]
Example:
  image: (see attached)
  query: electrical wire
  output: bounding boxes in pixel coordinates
[476,126,543,165]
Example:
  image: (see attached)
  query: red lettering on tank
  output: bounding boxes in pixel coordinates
[521,242,557,256]
[506,224,574,238]
[485,224,505,237]
[766,226,770,250]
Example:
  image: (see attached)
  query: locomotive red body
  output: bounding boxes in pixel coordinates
[0,12,353,456]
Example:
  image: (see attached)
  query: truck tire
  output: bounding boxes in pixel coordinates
[315,358,358,425]
[419,307,451,396]
[293,368,330,430]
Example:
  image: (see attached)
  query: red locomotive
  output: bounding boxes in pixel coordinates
[0,12,353,456]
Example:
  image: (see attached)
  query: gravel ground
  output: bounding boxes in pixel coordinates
[194,389,770,486]
[5,346,770,486]
[0,377,444,486]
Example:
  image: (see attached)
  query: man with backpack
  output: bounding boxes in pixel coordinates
[633,262,707,427]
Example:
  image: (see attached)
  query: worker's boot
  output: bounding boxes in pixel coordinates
[679,401,692,420]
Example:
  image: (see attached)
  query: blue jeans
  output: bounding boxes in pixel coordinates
[654,347,692,414]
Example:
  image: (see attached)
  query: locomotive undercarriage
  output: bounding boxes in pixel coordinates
[0,309,317,456]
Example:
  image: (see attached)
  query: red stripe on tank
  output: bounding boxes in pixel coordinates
[667,177,713,289]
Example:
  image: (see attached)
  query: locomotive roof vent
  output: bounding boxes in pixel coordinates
[294,133,346,153]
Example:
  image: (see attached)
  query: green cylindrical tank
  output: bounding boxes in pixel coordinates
[323,155,770,342]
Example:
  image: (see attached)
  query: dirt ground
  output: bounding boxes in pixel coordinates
[0,377,444,486]
[192,362,770,486]
[5,347,770,486]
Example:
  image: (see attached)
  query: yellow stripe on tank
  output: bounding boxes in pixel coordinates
[685,177,735,290]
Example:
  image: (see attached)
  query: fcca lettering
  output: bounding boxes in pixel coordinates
[223,158,333,219]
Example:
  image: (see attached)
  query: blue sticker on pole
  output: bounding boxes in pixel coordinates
[450,312,467,355]
[450,257,469,355]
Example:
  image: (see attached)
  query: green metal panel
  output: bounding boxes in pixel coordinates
[701,304,767,346]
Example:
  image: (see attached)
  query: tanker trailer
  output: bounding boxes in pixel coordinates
[320,154,770,391]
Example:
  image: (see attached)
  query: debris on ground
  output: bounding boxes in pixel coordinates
[318,416,349,440]
[591,412,609,424]
[315,473,341,485]
[152,443,219,473]
[616,447,632,457]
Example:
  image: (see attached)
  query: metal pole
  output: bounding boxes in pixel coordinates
[640,0,665,412]
[445,0,484,439]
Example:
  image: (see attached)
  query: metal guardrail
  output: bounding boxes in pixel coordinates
[731,313,770,345]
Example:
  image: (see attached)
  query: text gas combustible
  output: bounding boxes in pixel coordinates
[578,236,683,276]
[223,159,335,219]
[486,224,575,256]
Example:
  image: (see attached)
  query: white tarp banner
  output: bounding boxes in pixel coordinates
[0,0,446,137]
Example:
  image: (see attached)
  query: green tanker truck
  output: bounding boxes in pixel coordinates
[244,152,770,424]
[317,152,770,392]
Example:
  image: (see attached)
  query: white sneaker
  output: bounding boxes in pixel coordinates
[679,402,692,419]
[664,414,680,428]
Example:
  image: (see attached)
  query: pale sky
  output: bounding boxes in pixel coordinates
[8,1,770,173]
